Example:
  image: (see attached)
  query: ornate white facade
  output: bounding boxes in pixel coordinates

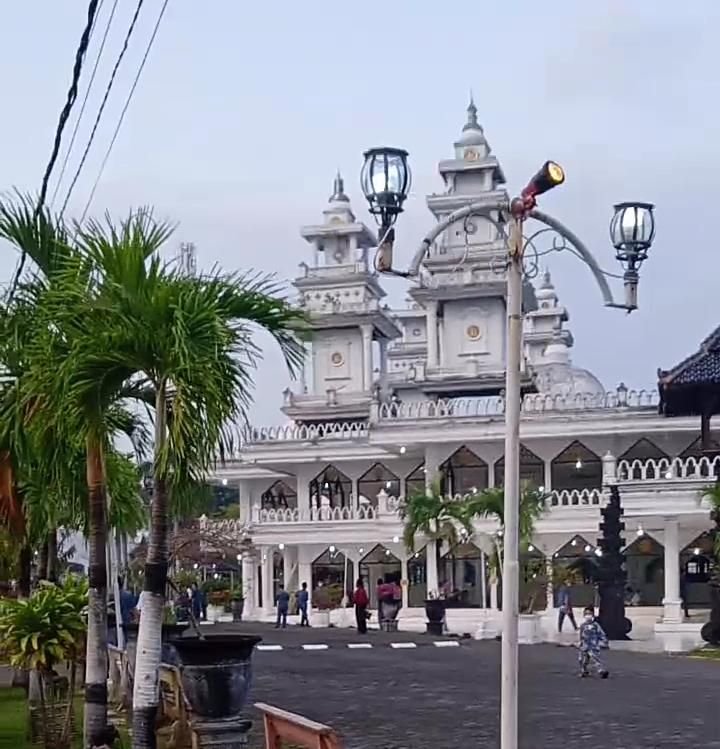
[210,102,714,642]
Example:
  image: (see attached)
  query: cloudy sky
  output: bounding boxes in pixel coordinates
[1,1,717,425]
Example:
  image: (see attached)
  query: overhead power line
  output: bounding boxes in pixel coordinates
[8,0,101,299]
[60,0,147,217]
[80,0,171,223]
[50,0,121,207]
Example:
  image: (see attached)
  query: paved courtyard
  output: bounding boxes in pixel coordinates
[233,624,720,749]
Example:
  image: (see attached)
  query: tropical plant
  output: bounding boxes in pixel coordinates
[699,484,720,586]
[400,478,471,598]
[41,211,306,748]
[462,484,547,612]
[0,576,87,749]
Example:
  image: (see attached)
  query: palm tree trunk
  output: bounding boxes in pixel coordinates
[132,382,170,749]
[46,528,57,582]
[38,540,48,581]
[84,436,109,749]
[17,543,31,597]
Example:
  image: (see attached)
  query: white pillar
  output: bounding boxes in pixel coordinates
[282,547,296,592]
[490,581,499,610]
[480,550,487,609]
[361,324,373,390]
[426,301,438,367]
[545,555,554,612]
[298,547,313,609]
[426,543,438,596]
[262,548,274,616]
[400,556,409,609]
[241,552,256,619]
[543,459,552,492]
[662,517,682,623]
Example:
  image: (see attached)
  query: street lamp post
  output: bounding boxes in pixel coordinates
[361,147,656,749]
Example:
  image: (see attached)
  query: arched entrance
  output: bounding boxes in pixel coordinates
[358,463,400,507]
[552,535,597,607]
[359,545,401,608]
[440,542,484,607]
[407,548,427,606]
[440,447,488,495]
[624,534,664,606]
[309,465,352,509]
[551,442,602,491]
[681,532,715,609]
[311,547,353,610]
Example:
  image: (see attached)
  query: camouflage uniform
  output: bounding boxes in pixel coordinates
[578,618,609,677]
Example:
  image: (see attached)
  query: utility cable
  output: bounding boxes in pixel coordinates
[79,0,171,223]
[50,0,120,207]
[7,0,101,299]
[60,0,147,217]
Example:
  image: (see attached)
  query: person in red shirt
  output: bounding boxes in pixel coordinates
[353,578,369,634]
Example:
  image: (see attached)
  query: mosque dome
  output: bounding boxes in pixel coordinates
[533,334,605,398]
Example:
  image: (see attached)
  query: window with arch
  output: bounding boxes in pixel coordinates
[494,444,544,488]
[551,441,601,491]
[619,438,669,463]
[358,463,401,506]
[309,465,352,509]
[405,463,426,497]
[679,435,720,459]
[260,480,297,510]
[440,447,488,495]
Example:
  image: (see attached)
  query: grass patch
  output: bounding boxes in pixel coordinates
[0,688,131,749]
[690,646,720,660]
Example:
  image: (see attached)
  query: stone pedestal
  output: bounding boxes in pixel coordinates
[518,614,543,644]
[193,718,252,749]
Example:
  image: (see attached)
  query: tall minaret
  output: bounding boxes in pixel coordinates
[285,173,401,424]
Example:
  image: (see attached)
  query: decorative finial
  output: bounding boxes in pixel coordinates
[541,268,553,288]
[329,170,350,203]
[463,92,481,132]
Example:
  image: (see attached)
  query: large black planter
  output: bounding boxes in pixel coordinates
[123,623,189,675]
[701,586,720,646]
[424,599,446,636]
[379,600,401,632]
[231,598,245,623]
[173,634,261,748]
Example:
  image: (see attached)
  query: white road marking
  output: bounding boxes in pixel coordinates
[433,641,460,647]
[347,643,373,649]
[257,645,283,651]
[390,642,417,649]
[302,644,330,650]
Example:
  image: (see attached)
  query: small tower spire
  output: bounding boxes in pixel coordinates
[463,93,482,133]
[329,170,350,203]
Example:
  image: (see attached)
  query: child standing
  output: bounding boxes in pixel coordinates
[577,606,609,678]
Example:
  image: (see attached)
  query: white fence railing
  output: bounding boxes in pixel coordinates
[377,390,658,420]
[240,421,367,445]
[617,455,720,482]
[548,488,604,507]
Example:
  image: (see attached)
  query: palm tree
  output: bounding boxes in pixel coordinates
[462,484,547,610]
[61,213,305,748]
[400,478,469,596]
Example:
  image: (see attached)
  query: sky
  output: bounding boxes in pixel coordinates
[1,1,718,426]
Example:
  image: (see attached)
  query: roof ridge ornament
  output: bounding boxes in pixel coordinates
[329,170,350,203]
[463,93,483,133]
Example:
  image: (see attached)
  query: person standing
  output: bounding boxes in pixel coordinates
[577,606,609,678]
[680,570,690,619]
[118,577,137,627]
[190,582,204,622]
[275,585,290,628]
[353,578,369,634]
[557,580,578,633]
[297,582,310,627]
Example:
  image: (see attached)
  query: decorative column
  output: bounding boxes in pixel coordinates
[297,547,313,609]
[662,517,683,623]
[241,549,256,619]
[545,555,555,612]
[426,300,438,368]
[282,546,297,593]
[543,459,552,492]
[602,451,617,487]
[262,547,274,617]
[480,550,487,609]
[424,447,439,595]
[400,556,409,609]
[361,324,373,390]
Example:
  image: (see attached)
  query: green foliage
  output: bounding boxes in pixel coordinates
[0,577,87,671]
[400,478,468,552]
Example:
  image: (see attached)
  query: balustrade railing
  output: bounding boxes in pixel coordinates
[377,390,658,420]
[548,488,604,507]
[240,421,368,445]
[258,503,381,524]
[617,455,720,482]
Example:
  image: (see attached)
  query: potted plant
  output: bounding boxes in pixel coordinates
[699,485,720,645]
[173,633,261,745]
[203,578,231,622]
[230,586,244,622]
[400,478,467,635]
[0,577,87,749]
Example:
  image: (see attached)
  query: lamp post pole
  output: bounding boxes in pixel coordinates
[500,206,524,749]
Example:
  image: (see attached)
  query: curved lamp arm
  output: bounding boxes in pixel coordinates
[407,200,626,309]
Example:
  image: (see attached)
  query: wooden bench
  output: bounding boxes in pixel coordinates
[157,664,193,749]
[254,702,343,749]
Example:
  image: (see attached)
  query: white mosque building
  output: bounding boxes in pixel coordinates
[210,101,716,643]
